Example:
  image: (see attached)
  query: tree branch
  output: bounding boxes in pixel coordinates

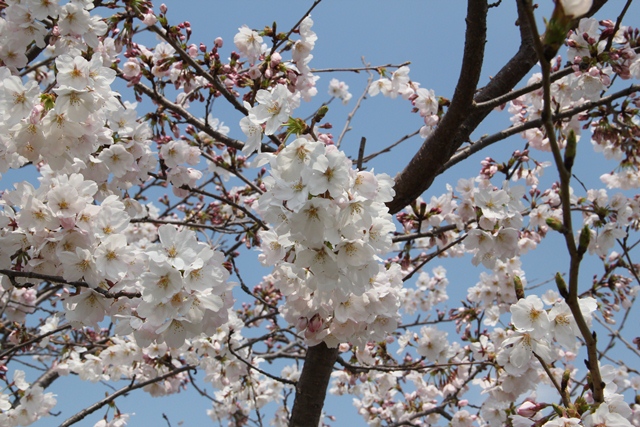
[387,0,610,214]
[388,0,489,213]
[289,342,339,427]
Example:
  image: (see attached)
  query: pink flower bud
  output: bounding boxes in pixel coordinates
[30,104,44,124]
[517,401,539,417]
[187,44,198,58]
[295,317,308,331]
[142,12,157,26]
[307,313,323,333]
[270,52,282,66]
[215,37,223,48]
[160,3,167,14]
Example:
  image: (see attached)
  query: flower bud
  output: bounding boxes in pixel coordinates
[517,401,539,417]
[514,276,525,300]
[142,12,157,26]
[295,317,308,331]
[561,368,571,392]
[307,313,323,333]
[555,272,569,298]
[578,225,591,255]
[546,217,564,232]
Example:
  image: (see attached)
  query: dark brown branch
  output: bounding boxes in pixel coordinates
[0,325,71,359]
[147,24,249,116]
[359,129,421,164]
[289,342,339,427]
[0,269,141,299]
[387,0,610,214]
[388,0,489,213]
[443,84,640,172]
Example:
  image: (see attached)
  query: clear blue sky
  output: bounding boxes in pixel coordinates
[23,1,640,426]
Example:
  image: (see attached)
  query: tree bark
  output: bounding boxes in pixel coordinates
[289,342,339,427]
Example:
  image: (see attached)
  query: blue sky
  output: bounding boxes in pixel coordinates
[18,1,640,426]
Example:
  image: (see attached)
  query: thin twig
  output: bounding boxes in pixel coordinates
[59,365,196,427]
[0,269,141,299]
[226,335,296,386]
[311,61,411,73]
[336,68,373,148]
[359,129,421,164]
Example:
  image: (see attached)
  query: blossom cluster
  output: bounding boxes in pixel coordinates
[254,137,402,347]
[368,65,441,139]
[0,370,56,426]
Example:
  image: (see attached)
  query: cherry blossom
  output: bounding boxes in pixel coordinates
[0,2,638,427]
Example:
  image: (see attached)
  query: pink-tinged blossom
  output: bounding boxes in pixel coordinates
[476,187,510,220]
[16,197,57,231]
[94,234,132,281]
[305,145,351,198]
[258,229,292,266]
[288,198,338,245]
[234,25,265,63]
[58,248,100,286]
[1,76,39,126]
[542,417,582,427]
[416,326,451,362]
[28,0,62,21]
[63,290,109,327]
[240,115,263,155]
[184,249,229,293]
[502,331,553,371]
[582,402,632,427]
[592,223,626,257]
[274,137,325,181]
[451,409,475,427]
[269,176,309,211]
[53,86,96,122]
[150,224,199,270]
[47,185,86,218]
[56,54,91,89]
[156,318,190,348]
[58,2,91,35]
[98,144,135,178]
[510,295,550,339]
[0,39,28,69]
[567,18,601,59]
[368,77,392,97]
[248,84,291,135]
[328,79,352,104]
[548,300,583,349]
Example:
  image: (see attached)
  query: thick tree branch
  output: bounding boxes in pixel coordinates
[289,342,339,427]
[388,0,489,213]
[387,0,610,214]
